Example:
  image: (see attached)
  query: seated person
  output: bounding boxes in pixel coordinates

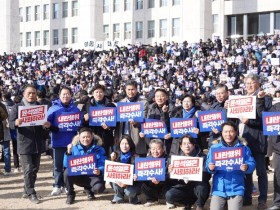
[63,127,106,205]
[165,134,211,210]
[110,135,142,204]
[138,139,168,207]
[206,122,256,210]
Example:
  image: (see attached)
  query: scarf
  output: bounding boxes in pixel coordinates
[22,98,36,106]
[120,151,132,164]
[183,106,196,118]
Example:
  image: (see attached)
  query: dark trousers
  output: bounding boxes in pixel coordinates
[165,183,210,207]
[12,140,19,168]
[272,153,280,207]
[142,182,166,202]
[64,169,105,195]
[244,152,267,203]
[20,154,41,195]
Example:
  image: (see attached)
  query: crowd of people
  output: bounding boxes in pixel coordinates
[0,34,280,210]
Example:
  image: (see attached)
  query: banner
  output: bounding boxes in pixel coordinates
[67,154,96,176]
[104,160,134,185]
[170,118,197,138]
[198,111,226,132]
[89,107,116,126]
[227,95,256,119]
[117,102,144,122]
[141,119,168,138]
[18,105,47,127]
[135,158,165,181]
[169,156,203,181]
[262,112,280,135]
[57,111,82,131]
[211,147,244,171]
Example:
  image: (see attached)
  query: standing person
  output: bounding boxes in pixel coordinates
[206,122,256,210]
[47,87,82,196]
[267,102,280,210]
[84,84,116,157]
[0,92,10,175]
[63,127,106,205]
[9,85,50,204]
[114,80,149,156]
[241,74,272,209]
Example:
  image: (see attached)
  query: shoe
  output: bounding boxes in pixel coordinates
[29,194,40,204]
[243,200,252,206]
[22,192,28,199]
[258,202,267,209]
[66,194,75,205]
[182,206,191,210]
[3,171,11,176]
[267,206,280,210]
[196,206,203,210]
[61,187,68,194]
[86,191,96,201]
[13,168,19,173]
[111,200,124,204]
[166,202,176,209]
[51,187,61,196]
[144,201,159,207]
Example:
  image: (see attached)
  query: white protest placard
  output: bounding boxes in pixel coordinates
[202,81,211,87]
[104,160,134,185]
[169,156,203,181]
[18,105,48,127]
[271,58,280,66]
[95,41,104,52]
[227,95,256,119]
[104,39,114,51]
[214,62,221,70]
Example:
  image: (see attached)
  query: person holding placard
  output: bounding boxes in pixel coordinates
[110,134,142,204]
[166,134,211,210]
[9,85,50,204]
[206,122,256,210]
[84,84,116,157]
[63,127,106,205]
[47,87,83,196]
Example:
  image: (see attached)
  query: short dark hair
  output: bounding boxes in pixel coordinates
[181,94,195,105]
[78,127,93,135]
[23,84,36,92]
[59,86,73,96]
[125,80,138,88]
[179,134,197,145]
[221,121,237,132]
[215,84,228,92]
[154,88,169,96]
[117,134,136,153]
[91,84,105,94]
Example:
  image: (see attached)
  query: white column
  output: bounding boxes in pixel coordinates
[270,12,275,34]
[243,14,248,40]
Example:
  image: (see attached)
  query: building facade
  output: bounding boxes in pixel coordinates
[212,0,280,42]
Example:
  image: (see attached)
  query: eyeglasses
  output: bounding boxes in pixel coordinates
[245,82,257,86]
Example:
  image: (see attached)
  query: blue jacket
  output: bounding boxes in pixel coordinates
[205,137,256,198]
[63,141,106,175]
[47,98,82,148]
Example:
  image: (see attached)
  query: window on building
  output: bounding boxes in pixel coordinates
[103,0,109,13]
[213,14,219,34]
[136,0,143,10]
[275,12,280,30]
[63,28,68,44]
[53,29,59,45]
[113,0,120,12]
[248,13,270,35]
[62,2,68,18]
[160,19,167,37]
[173,0,180,5]
[35,31,40,46]
[124,22,131,39]
[53,3,59,19]
[148,20,155,38]
[43,30,49,45]
[35,5,40,21]
[148,0,155,8]
[136,21,143,39]
[26,32,31,47]
[72,1,78,16]
[124,0,131,11]
[227,15,243,36]
[103,25,109,39]
[44,4,49,20]
[72,28,78,43]
[172,18,180,36]
[19,8,23,22]
[20,33,23,47]
[26,7,31,22]
[113,23,120,39]
[160,0,168,7]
